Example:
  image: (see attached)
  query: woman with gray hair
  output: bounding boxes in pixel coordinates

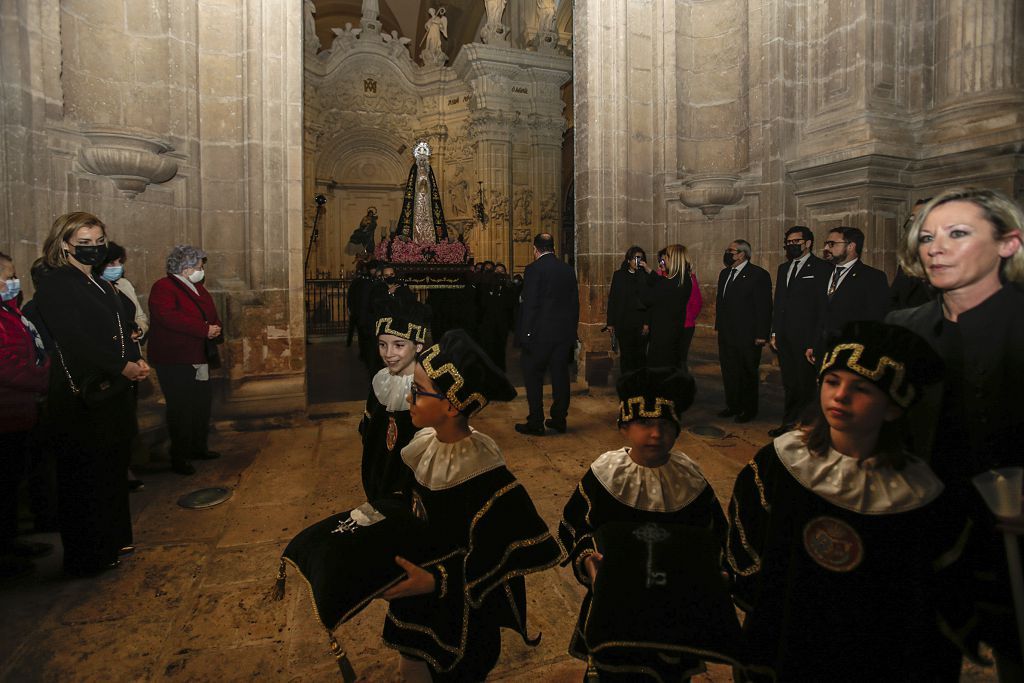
[147,245,223,475]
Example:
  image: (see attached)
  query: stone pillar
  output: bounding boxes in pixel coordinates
[467,110,514,266]
[675,0,748,218]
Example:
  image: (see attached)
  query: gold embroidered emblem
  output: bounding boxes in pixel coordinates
[803,516,864,572]
[386,415,398,451]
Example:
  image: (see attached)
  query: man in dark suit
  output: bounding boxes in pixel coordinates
[515,233,579,436]
[768,226,828,436]
[715,239,772,423]
[809,226,889,363]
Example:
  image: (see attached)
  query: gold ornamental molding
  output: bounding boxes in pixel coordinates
[78,128,179,197]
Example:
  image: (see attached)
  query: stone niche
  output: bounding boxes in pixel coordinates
[303,10,571,276]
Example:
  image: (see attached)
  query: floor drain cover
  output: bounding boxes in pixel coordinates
[690,424,726,439]
[178,487,233,509]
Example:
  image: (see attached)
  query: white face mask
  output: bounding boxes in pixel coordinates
[187,269,205,284]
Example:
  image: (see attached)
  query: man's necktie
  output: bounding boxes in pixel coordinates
[828,266,846,297]
[723,268,738,297]
[787,260,799,287]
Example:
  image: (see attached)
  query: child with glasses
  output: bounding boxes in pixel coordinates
[380,329,563,682]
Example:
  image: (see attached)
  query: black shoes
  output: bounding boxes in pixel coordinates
[171,461,196,476]
[768,423,795,437]
[544,419,567,434]
[717,408,737,418]
[194,450,221,460]
[734,413,756,424]
[515,423,546,436]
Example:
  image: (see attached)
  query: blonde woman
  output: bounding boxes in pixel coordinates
[887,187,1023,680]
[642,243,693,368]
[34,212,147,576]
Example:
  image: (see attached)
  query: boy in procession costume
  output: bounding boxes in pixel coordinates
[559,367,735,681]
[358,296,431,502]
[726,321,973,682]
[381,329,563,682]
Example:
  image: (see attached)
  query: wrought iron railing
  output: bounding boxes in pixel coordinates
[304,277,351,336]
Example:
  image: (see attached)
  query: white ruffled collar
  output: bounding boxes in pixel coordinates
[401,427,506,491]
[590,448,708,513]
[774,430,943,514]
[372,368,413,412]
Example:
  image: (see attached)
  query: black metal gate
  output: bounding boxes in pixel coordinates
[304,277,351,336]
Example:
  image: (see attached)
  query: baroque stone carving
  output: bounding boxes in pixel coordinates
[514,188,534,225]
[78,129,178,197]
[677,174,744,218]
[420,8,448,67]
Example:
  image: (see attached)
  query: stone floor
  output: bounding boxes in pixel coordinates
[0,359,998,682]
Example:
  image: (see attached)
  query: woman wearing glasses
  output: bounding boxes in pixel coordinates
[888,187,1024,680]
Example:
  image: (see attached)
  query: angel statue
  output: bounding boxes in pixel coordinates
[421,7,448,66]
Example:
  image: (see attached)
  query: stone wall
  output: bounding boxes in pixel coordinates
[574,0,1024,371]
[0,0,306,417]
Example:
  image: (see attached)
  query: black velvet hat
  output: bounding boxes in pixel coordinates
[418,329,516,416]
[617,367,697,426]
[818,320,942,408]
[374,297,431,343]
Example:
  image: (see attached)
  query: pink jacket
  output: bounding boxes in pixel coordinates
[0,302,50,432]
[684,272,703,328]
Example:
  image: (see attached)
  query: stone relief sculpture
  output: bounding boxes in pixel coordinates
[303,0,321,53]
[481,0,509,43]
[514,188,534,225]
[420,8,448,67]
[537,0,557,33]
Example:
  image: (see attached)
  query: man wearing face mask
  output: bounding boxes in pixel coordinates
[148,245,224,476]
[768,226,828,436]
[808,226,889,365]
[715,239,772,423]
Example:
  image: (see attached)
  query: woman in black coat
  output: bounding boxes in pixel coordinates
[887,187,1024,679]
[35,212,148,576]
[607,246,652,373]
[643,244,693,369]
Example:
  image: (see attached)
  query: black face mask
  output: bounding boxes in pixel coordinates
[784,244,803,260]
[69,243,108,267]
[722,251,736,267]
[384,276,398,285]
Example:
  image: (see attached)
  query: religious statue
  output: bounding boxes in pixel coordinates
[303,0,321,53]
[537,0,557,33]
[395,141,449,244]
[481,0,509,43]
[346,207,379,255]
[484,0,507,27]
[420,7,448,66]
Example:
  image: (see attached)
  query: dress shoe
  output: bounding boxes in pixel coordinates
[514,423,546,436]
[171,461,196,476]
[734,413,756,424]
[767,423,795,438]
[544,419,567,433]
[717,408,737,418]
[119,545,136,556]
[128,478,145,492]
[194,450,221,460]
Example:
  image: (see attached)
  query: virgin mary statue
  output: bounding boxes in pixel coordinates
[395,141,449,243]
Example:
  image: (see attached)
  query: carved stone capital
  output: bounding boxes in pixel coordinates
[677,174,743,218]
[78,129,178,197]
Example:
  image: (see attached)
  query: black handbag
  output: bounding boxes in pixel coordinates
[55,310,131,406]
[170,277,223,369]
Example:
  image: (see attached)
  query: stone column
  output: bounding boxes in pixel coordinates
[467,110,514,265]
[675,0,748,218]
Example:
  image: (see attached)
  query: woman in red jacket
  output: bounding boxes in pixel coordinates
[0,252,50,578]
[148,246,223,476]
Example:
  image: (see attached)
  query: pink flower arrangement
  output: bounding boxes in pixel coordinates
[376,238,469,264]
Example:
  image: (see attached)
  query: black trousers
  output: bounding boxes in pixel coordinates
[53,434,132,573]
[0,431,29,551]
[520,340,573,426]
[478,324,509,371]
[679,326,696,371]
[777,335,817,424]
[616,324,646,374]
[718,337,762,417]
[155,364,213,465]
